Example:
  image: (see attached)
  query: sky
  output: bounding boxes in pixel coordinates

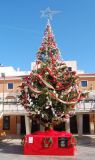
[0,0,95,73]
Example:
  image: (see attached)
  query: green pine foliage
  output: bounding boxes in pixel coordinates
[19,20,81,125]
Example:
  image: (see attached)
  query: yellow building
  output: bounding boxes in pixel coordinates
[0,66,95,136]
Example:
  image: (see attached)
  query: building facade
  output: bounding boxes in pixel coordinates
[0,66,95,136]
[0,66,30,136]
[76,73,95,136]
[0,75,26,136]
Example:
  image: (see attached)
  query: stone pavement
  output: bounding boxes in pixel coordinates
[0,135,95,160]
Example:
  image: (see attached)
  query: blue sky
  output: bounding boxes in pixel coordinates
[0,0,95,73]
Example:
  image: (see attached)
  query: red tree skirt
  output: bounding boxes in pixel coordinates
[23,129,76,156]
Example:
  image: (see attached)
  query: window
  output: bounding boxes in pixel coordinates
[3,116,10,130]
[81,81,87,87]
[68,67,72,71]
[8,83,13,89]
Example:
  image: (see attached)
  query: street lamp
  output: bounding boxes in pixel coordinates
[1,73,5,111]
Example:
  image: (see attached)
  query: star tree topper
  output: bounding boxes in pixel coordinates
[40,7,61,20]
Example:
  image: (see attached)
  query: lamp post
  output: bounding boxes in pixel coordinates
[1,73,5,111]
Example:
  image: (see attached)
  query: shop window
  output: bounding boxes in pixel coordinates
[3,116,10,130]
[8,83,13,89]
[81,81,87,87]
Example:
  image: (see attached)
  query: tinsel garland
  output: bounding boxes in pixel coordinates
[19,19,84,124]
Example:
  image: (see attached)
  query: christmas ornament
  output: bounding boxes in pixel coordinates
[19,19,83,128]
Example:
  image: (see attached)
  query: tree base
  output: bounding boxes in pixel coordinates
[23,129,76,156]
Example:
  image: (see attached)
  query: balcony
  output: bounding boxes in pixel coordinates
[0,102,27,116]
[0,91,95,116]
[75,101,95,113]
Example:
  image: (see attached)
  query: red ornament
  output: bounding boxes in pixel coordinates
[56,82,63,88]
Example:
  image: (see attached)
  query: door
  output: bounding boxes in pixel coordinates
[70,115,78,133]
[83,114,90,134]
[20,116,26,135]
[54,122,65,131]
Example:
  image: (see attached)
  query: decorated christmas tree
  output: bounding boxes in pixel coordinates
[19,19,82,129]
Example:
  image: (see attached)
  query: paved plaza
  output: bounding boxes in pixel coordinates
[0,135,95,160]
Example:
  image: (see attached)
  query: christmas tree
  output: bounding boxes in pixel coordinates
[19,19,82,128]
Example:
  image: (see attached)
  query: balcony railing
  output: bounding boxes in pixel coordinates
[0,101,27,116]
[0,100,95,115]
[75,101,95,112]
